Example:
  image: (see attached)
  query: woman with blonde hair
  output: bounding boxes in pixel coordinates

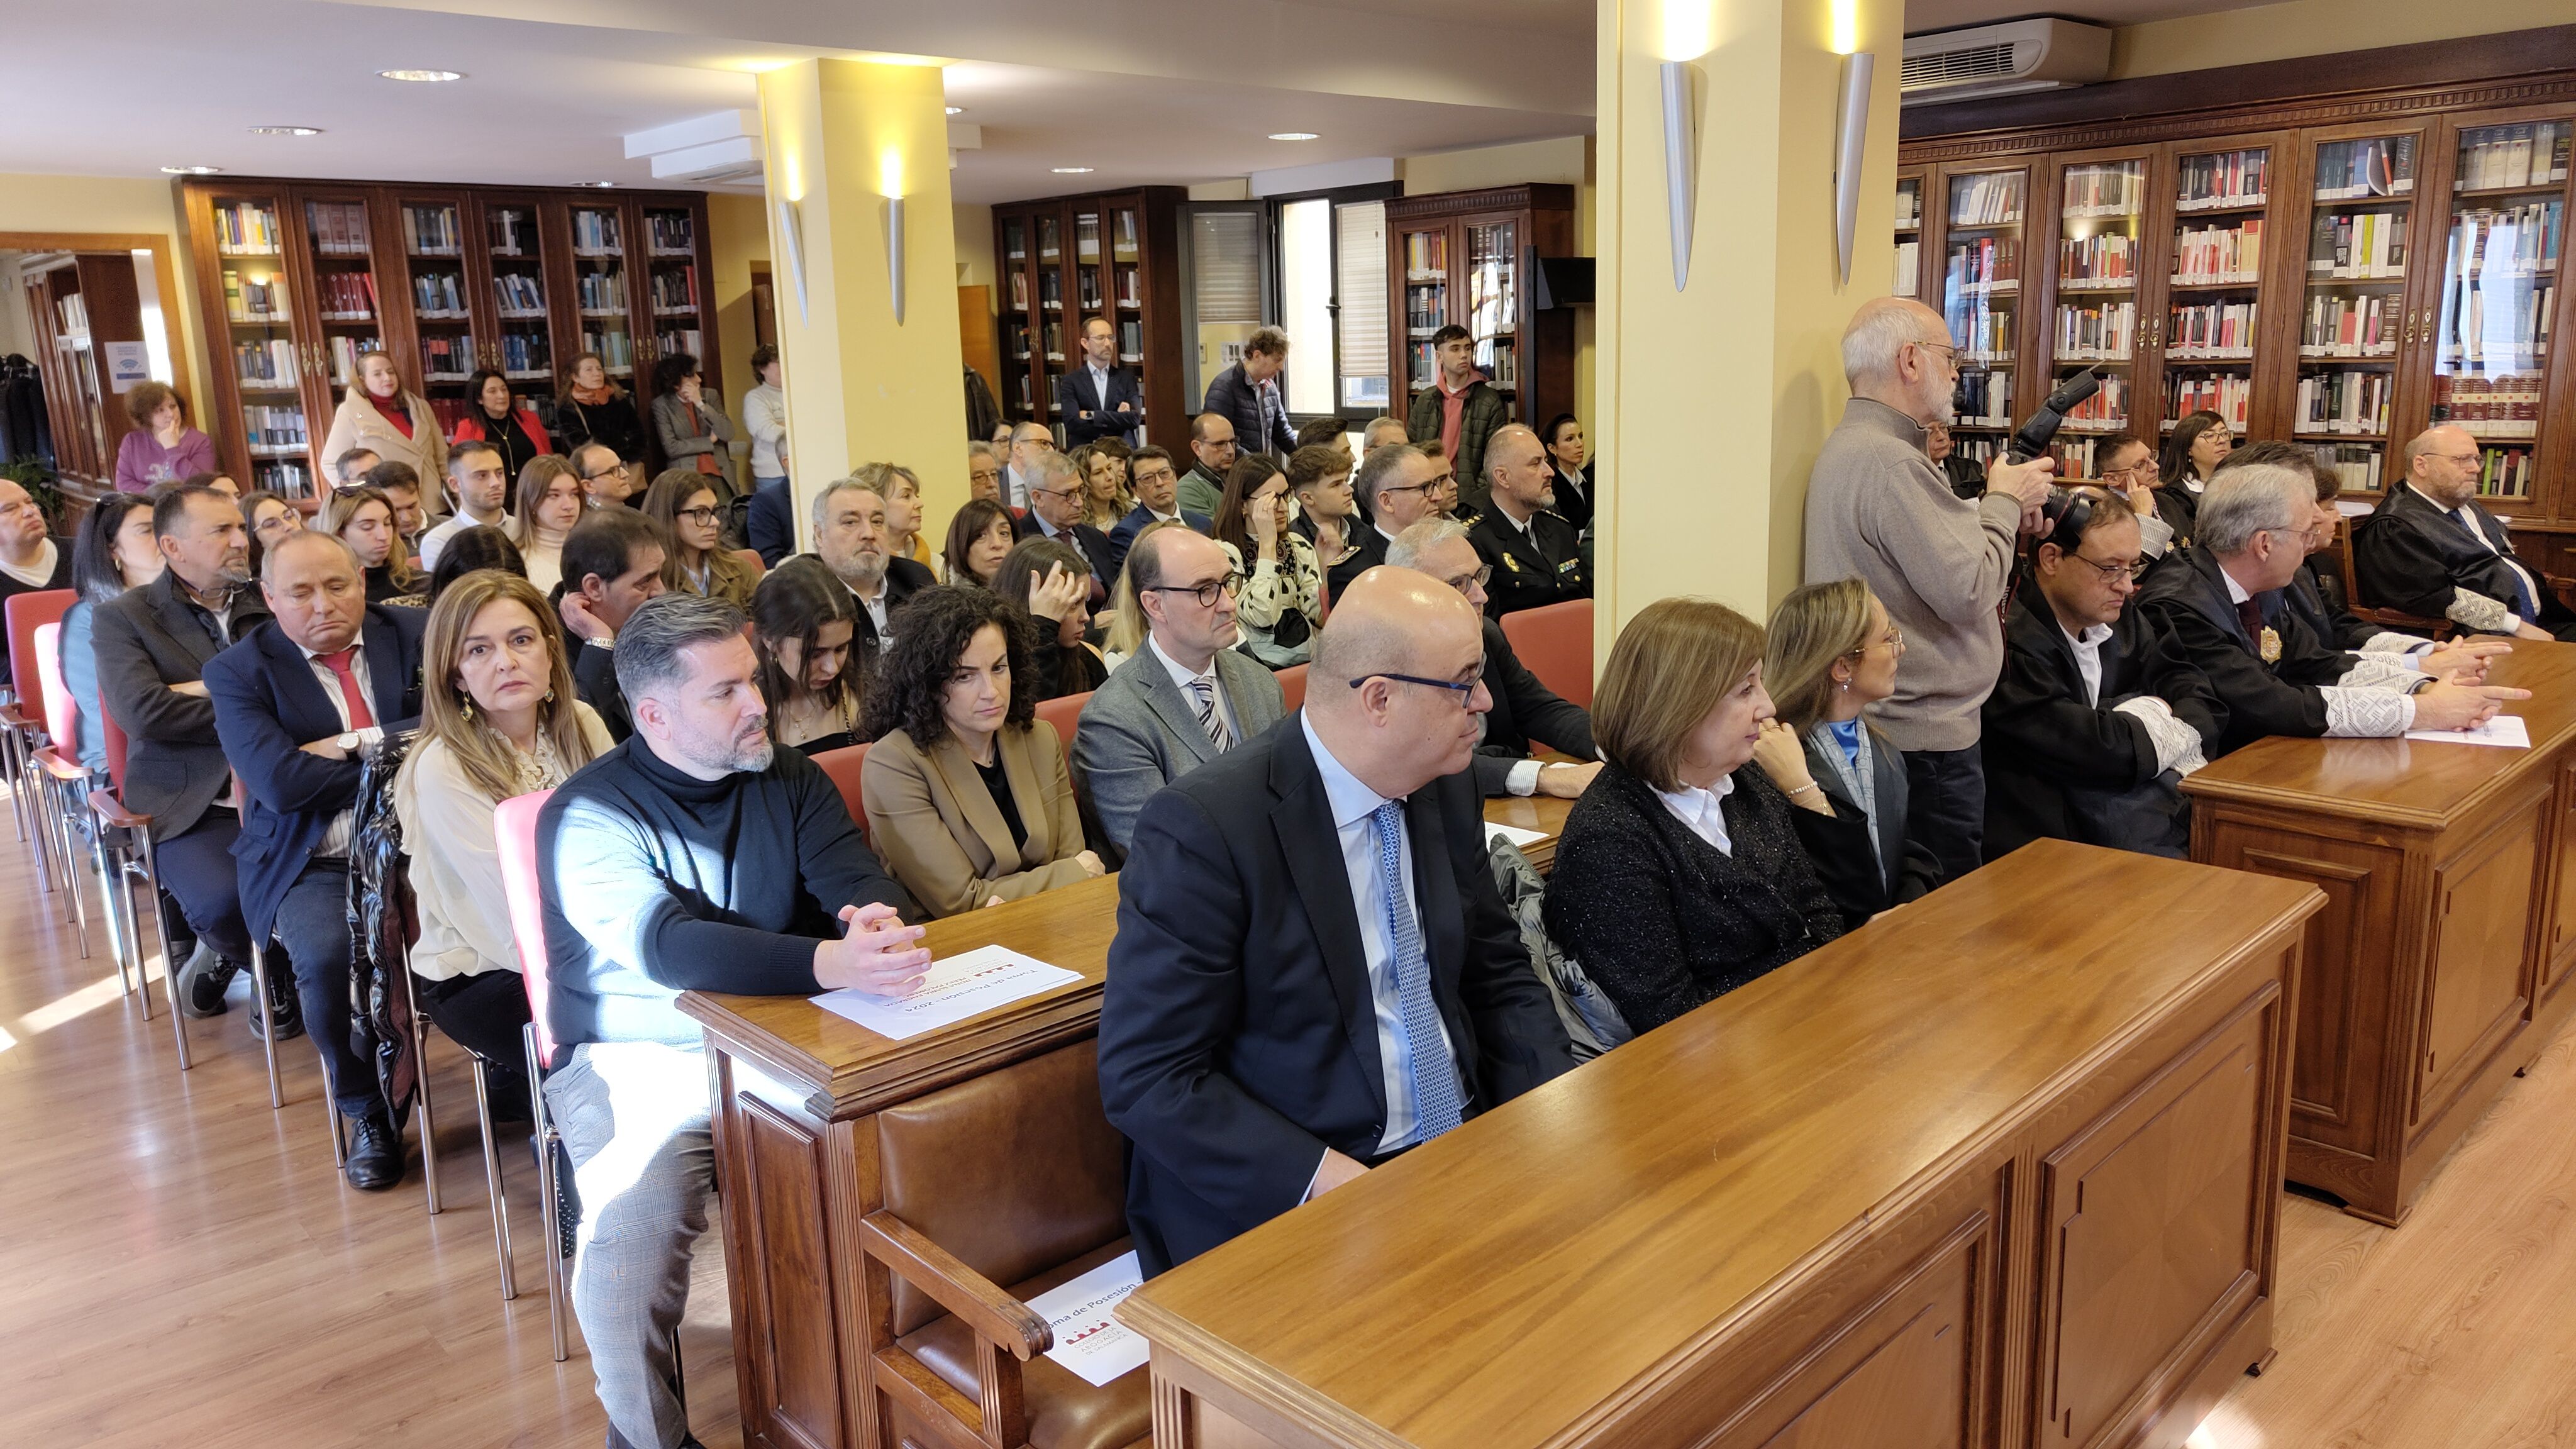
[392,569,611,1101]
[1068,443,1133,532]
[319,350,447,482]
[852,461,936,570]
[319,485,422,603]
[641,467,758,609]
[1541,597,1844,1035]
[512,453,586,594]
[1755,577,1936,930]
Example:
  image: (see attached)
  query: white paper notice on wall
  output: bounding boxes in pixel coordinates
[811,944,1080,1041]
[103,342,152,393]
[1024,1251,1149,1387]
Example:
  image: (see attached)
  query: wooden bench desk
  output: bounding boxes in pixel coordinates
[2185,640,2576,1225]
[1120,841,2323,1449]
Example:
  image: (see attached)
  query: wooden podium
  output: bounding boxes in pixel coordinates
[1118,843,2322,1449]
[2187,641,2576,1224]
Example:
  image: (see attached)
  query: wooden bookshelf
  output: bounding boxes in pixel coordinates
[990,187,1185,445]
[1384,184,1577,434]
[1894,167,1926,304]
[180,177,719,496]
[20,252,149,495]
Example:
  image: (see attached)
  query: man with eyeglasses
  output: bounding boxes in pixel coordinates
[416,440,510,570]
[1072,524,1285,852]
[1012,450,1116,606]
[574,441,636,509]
[1099,565,1575,1276]
[1176,412,1238,521]
[2355,424,2576,642]
[1102,445,1210,586]
[1804,296,2059,886]
[1389,518,1597,802]
[1003,421,1056,511]
[1984,487,2224,860]
[1327,443,1452,599]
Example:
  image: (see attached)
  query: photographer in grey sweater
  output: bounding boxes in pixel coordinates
[1802,297,2056,884]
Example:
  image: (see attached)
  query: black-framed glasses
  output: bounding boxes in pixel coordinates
[1350,668,1482,702]
[1440,565,1494,596]
[1143,572,1244,608]
[675,506,721,525]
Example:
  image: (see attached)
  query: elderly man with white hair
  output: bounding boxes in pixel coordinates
[1802,295,2058,882]
[2137,460,2527,758]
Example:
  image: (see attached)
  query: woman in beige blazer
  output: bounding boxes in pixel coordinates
[319,350,447,483]
[859,584,1104,917]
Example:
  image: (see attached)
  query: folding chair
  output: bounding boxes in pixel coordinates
[29,621,99,965]
[495,788,569,1359]
[4,589,77,892]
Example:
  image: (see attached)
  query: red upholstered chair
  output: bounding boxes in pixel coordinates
[3,587,75,880]
[28,621,97,957]
[812,742,874,844]
[1274,663,1308,714]
[494,787,573,1362]
[733,548,767,577]
[1500,598,1595,710]
[88,706,193,1070]
[1032,690,1089,777]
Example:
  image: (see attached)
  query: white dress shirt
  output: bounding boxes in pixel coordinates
[2453,503,2546,619]
[1149,634,1241,745]
[299,638,386,859]
[1653,774,1736,856]
[844,577,892,645]
[2062,622,2112,705]
[1299,713,1462,1156]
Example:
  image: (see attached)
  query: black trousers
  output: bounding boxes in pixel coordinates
[416,969,533,1070]
[272,861,384,1118]
[1902,745,1988,888]
[155,808,252,963]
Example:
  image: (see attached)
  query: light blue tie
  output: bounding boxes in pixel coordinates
[1370,800,1463,1143]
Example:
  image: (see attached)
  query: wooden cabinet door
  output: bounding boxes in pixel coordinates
[1929,162,2035,474]
[2032,145,2160,481]
[2283,119,2439,496]
[2545,763,2576,996]
[2416,811,2541,1123]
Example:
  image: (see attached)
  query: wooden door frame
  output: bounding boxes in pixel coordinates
[0,230,193,415]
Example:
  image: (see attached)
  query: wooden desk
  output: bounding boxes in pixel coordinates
[2185,640,2576,1226]
[1120,842,2322,1449]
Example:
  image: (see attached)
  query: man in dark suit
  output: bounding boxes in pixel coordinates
[1465,424,1589,620]
[553,509,669,744]
[1328,442,1456,599]
[811,477,936,658]
[1099,567,1577,1275]
[1199,326,1297,462]
[206,530,427,1190]
[1013,452,1118,607]
[1057,316,1142,447]
[1102,445,1210,586]
[91,483,274,1021]
[2137,461,2521,758]
[1387,519,1598,801]
[2355,424,2576,642]
[745,474,795,567]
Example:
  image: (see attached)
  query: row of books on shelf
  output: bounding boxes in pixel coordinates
[1950,172,2026,229]
[53,294,87,339]
[643,211,695,253]
[2313,136,2415,201]
[573,209,624,253]
[2470,445,2536,497]
[402,204,463,256]
[240,404,308,454]
[2057,372,2128,428]
[1952,371,2011,428]
[2457,123,2573,192]
[648,265,699,313]
[2306,209,2407,279]
[655,328,702,362]
[317,269,378,321]
[1114,267,1143,308]
[2431,372,2544,437]
[235,338,298,389]
[2175,150,2268,211]
[1467,271,1518,333]
[419,335,476,382]
[2166,301,2258,358]
[575,270,628,312]
[2310,443,2385,492]
[413,270,469,318]
[2436,279,2555,366]
[1401,231,1451,275]
[2173,221,2262,286]
[1952,436,2003,468]
[329,336,378,389]
[494,272,547,315]
[251,458,312,497]
[2296,370,2390,436]
[1893,240,1919,297]
[1945,304,2014,363]
[2051,300,2133,361]
[2061,164,2143,219]
[2300,294,2400,357]
[2057,231,2137,286]
[223,269,289,324]
[2447,203,2563,280]
[488,208,535,255]
[1945,235,2018,289]
[2169,374,2250,431]
[495,331,552,378]
[1895,185,1921,229]
[306,201,370,255]
[1078,272,1104,311]
[2045,436,2112,478]
[213,202,282,255]
[582,330,634,372]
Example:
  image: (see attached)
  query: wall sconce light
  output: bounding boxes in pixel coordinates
[885,196,908,324]
[1831,50,1875,287]
[1660,58,1702,292]
[775,198,809,325]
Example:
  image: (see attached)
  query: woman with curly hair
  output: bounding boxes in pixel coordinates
[857,584,1101,916]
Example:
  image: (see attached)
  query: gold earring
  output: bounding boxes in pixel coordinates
[459,696,474,721]
[544,687,556,702]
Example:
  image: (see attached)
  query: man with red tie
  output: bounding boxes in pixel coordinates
[207,529,428,1191]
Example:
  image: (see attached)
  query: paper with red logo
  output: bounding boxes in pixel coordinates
[1027,1250,1147,1387]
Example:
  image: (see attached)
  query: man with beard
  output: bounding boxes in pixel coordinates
[809,477,936,657]
[539,591,924,1449]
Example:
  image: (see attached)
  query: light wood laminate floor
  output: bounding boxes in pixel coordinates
[8,824,2576,1448]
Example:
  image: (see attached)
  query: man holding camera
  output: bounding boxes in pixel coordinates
[1804,297,2057,884]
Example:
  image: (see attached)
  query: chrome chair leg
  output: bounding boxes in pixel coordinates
[470,1057,517,1301]
[3,727,31,845]
[89,821,131,997]
[52,779,91,957]
[246,938,282,1109]
[401,966,441,1216]
[133,830,186,1068]
[528,1021,569,1362]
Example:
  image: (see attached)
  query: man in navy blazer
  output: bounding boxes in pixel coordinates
[1057,316,1142,447]
[207,530,428,1191]
[1098,567,1576,1275]
[1102,445,1209,586]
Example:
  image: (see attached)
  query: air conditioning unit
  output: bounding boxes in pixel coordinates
[1901,19,2112,106]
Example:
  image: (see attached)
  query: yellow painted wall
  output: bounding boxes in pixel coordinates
[1399,136,1597,431]
[0,173,211,430]
[708,192,769,443]
[2108,0,2576,80]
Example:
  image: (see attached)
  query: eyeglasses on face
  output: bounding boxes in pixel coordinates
[2101,458,2160,481]
[1443,565,1494,595]
[1350,668,1482,702]
[1846,623,1905,657]
[1143,572,1245,608]
[2067,552,2148,583]
[675,506,722,526]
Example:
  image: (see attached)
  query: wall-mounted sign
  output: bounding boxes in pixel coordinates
[104,342,153,392]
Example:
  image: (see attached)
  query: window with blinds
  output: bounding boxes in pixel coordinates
[1335,201,1391,411]
[1191,210,1263,325]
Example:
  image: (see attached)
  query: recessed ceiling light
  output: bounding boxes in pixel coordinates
[1051,167,1094,174]
[579,180,618,189]
[248,125,325,136]
[160,165,222,175]
[377,69,464,83]
[945,106,964,116]
[1269,132,1320,142]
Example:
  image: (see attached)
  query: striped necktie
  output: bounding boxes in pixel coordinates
[1189,676,1231,752]
[1370,799,1463,1143]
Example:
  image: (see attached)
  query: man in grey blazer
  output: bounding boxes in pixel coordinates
[91,484,275,1021]
[1074,525,1286,852]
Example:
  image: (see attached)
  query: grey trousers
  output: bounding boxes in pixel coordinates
[545,1041,714,1449]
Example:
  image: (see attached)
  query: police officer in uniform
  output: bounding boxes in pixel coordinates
[1465,423,1590,620]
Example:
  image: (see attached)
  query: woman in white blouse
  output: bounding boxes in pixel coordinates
[392,569,611,1102]
[512,453,586,595]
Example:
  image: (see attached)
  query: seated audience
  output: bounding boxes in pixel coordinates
[1212,454,1323,667]
[361,458,430,547]
[745,468,796,568]
[1387,519,1598,800]
[811,477,935,656]
[1103,445,1209,584]
[860,586,1102,916]
[1467,423,1590,619]
[993,538,1109,700]
[943,497,1018,591]
[557,509,670,743]
[539,591,923,1449]
[2080,433,2177,560]
[425,525,526,602]
[2356,424,2576,641]
[553,351,648,479]
[2221,441,2441,658]
[182,470,244,500]
[1013,450,1117,608]
[114,380,216,494]
[573,440,635,510]
[1541,597,1845,1035]
[1072,442,1135,532]
[1287,442,1361,583]
[318,485,421,604]
[1293,414,1349,455]
[1924,420,1984,500]
[333,447,382,492]
[965,440,1007,508]
[206,530,428,1189]
[1982,490,2225,860]
[1176,411,1238,519]
[1075,523,1286,850]
[749,557,865,755]
[855,461,936,571]
[1098,566,1575,1275]
[641,467,758,610]
[1329,442,1455,599]
[1539,411,1595,536]
[418,442,512,570]
[60,494,162,776]
[649,352,735,483]
[515,455,586,594]
[2138,462,2525,756]
[0,477,73,691]
[1002,421,1056,510]
[449,367,555,484]
[92,484,270,1020]
[2153,410,2233,543]
[240,489,303,575]
[1756,578,1938,927]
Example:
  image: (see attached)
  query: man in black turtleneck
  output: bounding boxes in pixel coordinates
[538,591,925,1449]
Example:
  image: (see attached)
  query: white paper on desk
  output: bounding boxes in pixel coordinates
[1026,1250,1148,1387]
[2404,714,2531,748]
[811,944,1080,1040]
[1484,821,1546,849]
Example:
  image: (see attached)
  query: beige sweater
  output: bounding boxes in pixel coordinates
[1801,398,2023,753]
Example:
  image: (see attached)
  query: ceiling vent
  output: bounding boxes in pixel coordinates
[1901,19,2111,106]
